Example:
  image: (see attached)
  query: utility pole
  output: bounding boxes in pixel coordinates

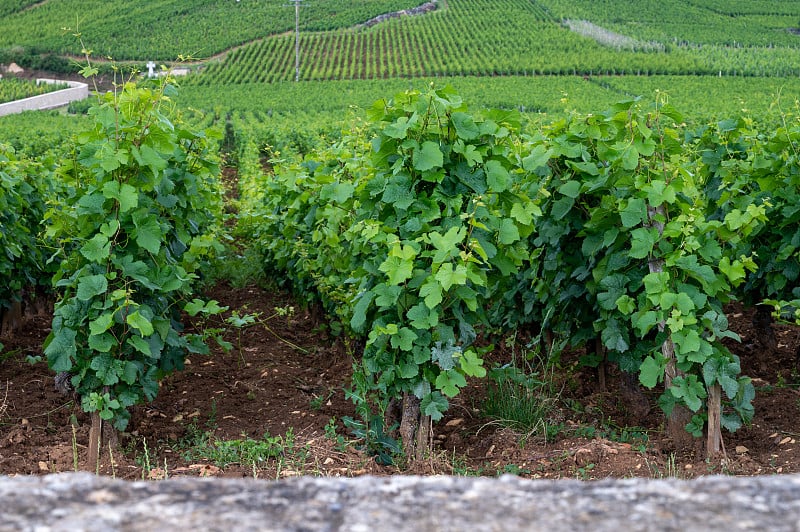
[285,0,305,82]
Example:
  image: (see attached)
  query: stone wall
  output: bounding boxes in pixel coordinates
[0,79,89,117]
[1,472,799,531]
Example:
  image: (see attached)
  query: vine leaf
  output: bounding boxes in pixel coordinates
[43,328,77,372]
[126,310,154,337]
[620,198,647,228]
[413,141,443,172]
[80,234,111,262]
[435,263,468,291]
[132,211,162,254]
[452,112,480,140]
[485,160,510,192]
[431,341,458,370]
[76,274,108,301]
[421,392,448,421]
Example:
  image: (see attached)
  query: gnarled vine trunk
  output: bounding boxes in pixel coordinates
[647,204,713,454]
[398,393,431,462]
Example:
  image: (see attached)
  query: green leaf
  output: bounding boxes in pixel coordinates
[137,144,169,177]
[407,302,439,329]
[379,255,414,285]
[485,160,510,192]
[429,226,465,263]
[643,271,669,297]
[621,145,639,170]
[102,181,138,213]
[350,290,375,333]
[719,256,746,286]
[399,362,418,379]
[184,298,207,316]
[615,294,636,315]
[620,198,647,228]
[390,327,417,351]
[44,328,76,372]
[601,319,629,352]
[557,180,581,198]
[419,278,443,309]
[629,227,658,259]
[451,112,480,140]
[431,342,458,370]
[127,335,153,357]
[384,116,414,139]
[460,349,486,377]
[80,234,111,262]
[510,202,533,225]
[121,361,140,385]
[644,181,676,206]
[126,310,154,336]
[498,219,520,245]
[382,181,415,210]
[420,392,448,421]
[639,355,663,388]
[597,274,627,311]
[672,328,701,356]
[633,310,660,336]
[89,312,115,336]
[521,145,552,172]
[670,376,706,412]
[435,263,468,291]
[374,284,401,308]
[132,210,162,254]
[413,141,443,172]
[88,332,115,353]
[550,196,575,220]
[90,354,120,386]
[435,369,467,398]
[76,274,108,301]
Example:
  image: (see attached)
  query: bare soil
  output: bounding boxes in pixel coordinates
[2,278,800,481]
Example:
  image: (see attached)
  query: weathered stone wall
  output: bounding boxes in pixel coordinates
[0,79,89,117]
[1,473,799,531]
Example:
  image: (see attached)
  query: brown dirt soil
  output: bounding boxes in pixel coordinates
[1,282,799,481]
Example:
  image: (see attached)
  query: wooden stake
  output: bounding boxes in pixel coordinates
[706,384,722,456]
[86,412,102,473]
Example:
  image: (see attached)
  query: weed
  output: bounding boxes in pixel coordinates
[70,421,79,472]
[481,364,559,441]
[343,362,401,465]
[324,417,349,452]
[500,463,531,476]
[310,388,334,411]
[209,246,268,289]
[226,310,259,366]
[647,452,681,479]
[139,439,153,480]
[173,422,283,469]
[273,304,295,326]
[0,381,9,422]
[108,442,117,478]
[575,462,595,480]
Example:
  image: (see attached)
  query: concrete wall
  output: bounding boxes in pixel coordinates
[0,79,89,117]
[3,472,800,531]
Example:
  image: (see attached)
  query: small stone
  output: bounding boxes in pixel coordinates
[446,418,465,427]
[37,461,49,472]
[735,446,749,454]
